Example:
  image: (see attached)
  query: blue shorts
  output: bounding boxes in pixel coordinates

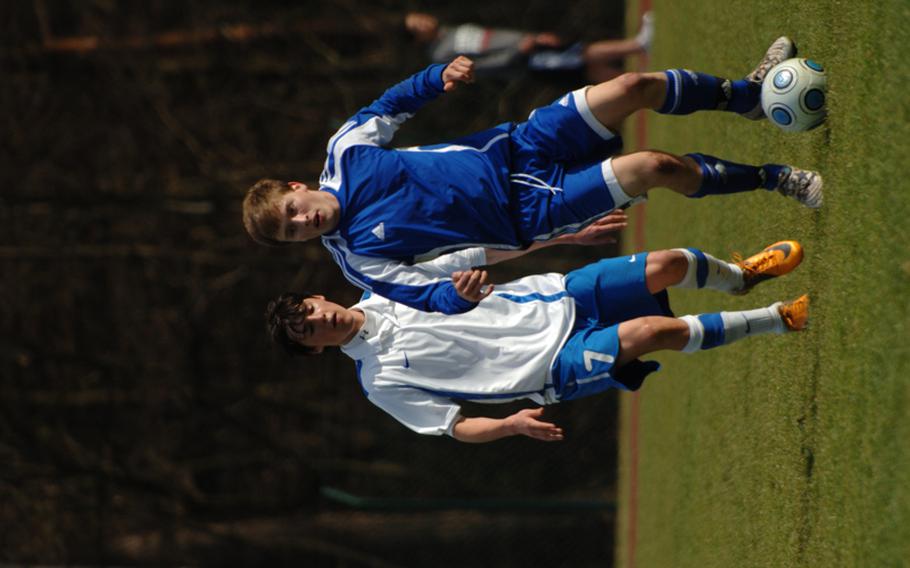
[509,89,627,244]
[551,254,674,401]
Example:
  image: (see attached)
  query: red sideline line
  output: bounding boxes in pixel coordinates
[626,1,651,567]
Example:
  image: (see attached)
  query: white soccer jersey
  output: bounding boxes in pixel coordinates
[340,249,576,437]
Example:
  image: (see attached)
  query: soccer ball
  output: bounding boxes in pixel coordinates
[761,58,828,132]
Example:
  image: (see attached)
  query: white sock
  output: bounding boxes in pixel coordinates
[680,315,704,353]
[672,248,744,292]
[635,12,654,51]
[720,304,786,344]
[680,304,784,353]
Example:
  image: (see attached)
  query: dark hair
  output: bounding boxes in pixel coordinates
[265,292,322,356]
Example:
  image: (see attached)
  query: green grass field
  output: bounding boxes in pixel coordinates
[616,1,910,566]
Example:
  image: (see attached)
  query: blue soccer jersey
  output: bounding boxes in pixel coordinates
[319,64,625,314]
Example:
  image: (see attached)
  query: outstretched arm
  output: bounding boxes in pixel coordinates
[452,408,564,443]
[483,209,628,264]
[446,210,628,302]
[320,57,475,190]
[366,374,560,442]
[354,56,475,140]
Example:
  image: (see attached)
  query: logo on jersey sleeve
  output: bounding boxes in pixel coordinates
[371,222,386,241]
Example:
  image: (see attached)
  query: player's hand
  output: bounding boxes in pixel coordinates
[559,209,628,246]
[507,408,564,441]
[452,269,494,303]
[442,56,475,92]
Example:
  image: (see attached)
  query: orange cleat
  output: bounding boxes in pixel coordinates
[777,294,810,331]
[733,240,804,294]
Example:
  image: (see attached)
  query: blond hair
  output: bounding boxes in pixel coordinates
[242,178,292,246]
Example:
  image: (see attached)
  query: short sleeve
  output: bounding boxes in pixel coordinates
[367,384,462,436]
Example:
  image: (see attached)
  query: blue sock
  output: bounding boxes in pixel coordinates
[760,164,788,189]
[682,307,783,353]
[658,70,760,115]
[697,313,726,350]
[726,79,761,113]
[686,154,786,198]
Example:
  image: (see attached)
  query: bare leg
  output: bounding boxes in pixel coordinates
[583,39,645,63]
[615,316,689,366]
[610,150,702,199]
[584,61,623,84]
[616,297,806,366]
[643,250,688,293]
[584,72,668,131]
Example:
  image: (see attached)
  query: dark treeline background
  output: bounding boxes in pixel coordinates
[2,1,632,566]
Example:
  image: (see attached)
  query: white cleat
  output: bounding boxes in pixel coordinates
[776,167,823,209]
[742,36,797,120]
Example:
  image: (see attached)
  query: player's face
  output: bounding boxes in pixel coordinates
[286,295,361,352]
[404,12,439,43]
[279,183,336,242]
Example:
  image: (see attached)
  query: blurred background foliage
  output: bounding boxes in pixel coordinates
[1,1,629,565]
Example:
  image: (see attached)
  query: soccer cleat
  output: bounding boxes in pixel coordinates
[776,294,810,331]
[776,167,824,208]
[732,240,804,294]
[741,36,797,120]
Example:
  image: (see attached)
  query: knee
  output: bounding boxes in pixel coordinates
[631,319,660,346]
[614,72,650,98]
[647,250,688,278]
[639,151,687,181]
[636,318,678,347]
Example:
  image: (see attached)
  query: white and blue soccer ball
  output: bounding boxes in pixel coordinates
[761,58,828,132]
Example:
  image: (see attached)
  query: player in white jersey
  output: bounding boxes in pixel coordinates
[404,11,654,83]
[265,241,809,442]
[243,38,824,316]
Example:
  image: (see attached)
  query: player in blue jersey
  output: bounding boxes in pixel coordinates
[244,37,823,315]
[264,241,809,442]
